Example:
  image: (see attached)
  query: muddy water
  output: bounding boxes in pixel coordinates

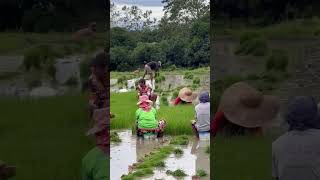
[111,130,210,180]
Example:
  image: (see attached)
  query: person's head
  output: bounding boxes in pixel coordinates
[139,79,146,86]
[91,52,107,81]
[199,91,210,103]
[286,96,320,131]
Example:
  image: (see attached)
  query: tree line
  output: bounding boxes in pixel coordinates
[0,0,106,32]
[110,0,210,71]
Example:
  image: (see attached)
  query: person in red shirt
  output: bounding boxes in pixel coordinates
[211,82,280,137]
[137,79,151,97]
[173,87,198,105]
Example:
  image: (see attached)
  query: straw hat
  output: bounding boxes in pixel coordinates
[219,82,280,128]
[86,108,108,136]
[137,95,152,105]
[178,87,198,102]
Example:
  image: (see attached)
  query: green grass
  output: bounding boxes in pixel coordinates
[110,92,194,135]
[0,32,106,55]
[0,95,98,180]
[111,131,121,143]
[170,135,189,145]
[173,148,183,156]
[212,136,271,180]
[166,169,187,177]
[196,169,207,177]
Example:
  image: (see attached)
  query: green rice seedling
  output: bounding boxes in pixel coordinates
[197,169,207,177]
[136,146,174,169]
[111,131,121,143]
[154,161,165,168]
[121,168,154,180]
[170,135,189,145]
[161,96,168,106]
[111,92,194,135]
[184,72,193,79]
[173,148,183,156]
[212,135,271,180]
[166,169,187,177]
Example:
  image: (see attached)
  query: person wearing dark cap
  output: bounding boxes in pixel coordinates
[191,91,210,139]
[272,96,320,180]
[82,108,109,180]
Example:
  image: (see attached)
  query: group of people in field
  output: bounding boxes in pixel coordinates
[135,61,211,139]
[211,81,320,180]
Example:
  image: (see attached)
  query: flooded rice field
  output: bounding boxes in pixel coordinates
[111,130,210,180]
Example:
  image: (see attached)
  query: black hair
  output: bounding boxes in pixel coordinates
[139,79,146,84]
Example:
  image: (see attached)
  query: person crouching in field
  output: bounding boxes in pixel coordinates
[82,108,109,180]
[191,92,210,139]
[272,96,320,180]
[211,82,280,137]
[173,87,198,106]
[136,95,166,138]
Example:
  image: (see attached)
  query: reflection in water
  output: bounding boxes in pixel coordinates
[111,130,210,180]
[110,130,137,180]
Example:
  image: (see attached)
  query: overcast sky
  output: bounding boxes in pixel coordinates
[112,0,165,20]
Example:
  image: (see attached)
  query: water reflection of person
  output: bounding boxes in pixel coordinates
[191,140,210,180]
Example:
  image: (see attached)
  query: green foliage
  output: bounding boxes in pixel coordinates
[166,169,187,177]
[235,35,268,56]
[184,72,194,79]
[193,77,200,84]
[23,44,61,71]
[172,91,179,99]
[266,49,289,72]
[161,96,168,106]
[197,169,207,177]
[173,148,183,156]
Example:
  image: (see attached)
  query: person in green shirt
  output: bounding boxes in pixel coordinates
[82,108,109,180]
[136,95,166,137]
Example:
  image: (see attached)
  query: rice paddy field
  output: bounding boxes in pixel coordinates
[212,135,272,180]
[110,92,194,135]
[0,95,109,180]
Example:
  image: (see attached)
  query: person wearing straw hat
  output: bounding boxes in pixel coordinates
[272,96,320,180]
[82,108,109,180]
[0,161,16,180]
[136,95,166,137]
[211,82,280,137]
[173,87,198,106]
[191,91,210,139]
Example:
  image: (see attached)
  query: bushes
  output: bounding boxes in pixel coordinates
[23,44,60,71]
[184,72,194,79]
[266,49,289,72]
[235,31,268,56]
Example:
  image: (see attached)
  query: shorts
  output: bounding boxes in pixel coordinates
[144,65,155,77]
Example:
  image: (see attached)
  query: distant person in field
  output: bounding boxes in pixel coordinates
[173,87,198,106]
[136,95,166,138]
[0,161,15,180]
[191,91,210,139]
[211,82,280,137]
[272,96,320,180]
[142,61,161,89]
[82,108,109,180]
[136,78,158,106]
[72,22,97,40]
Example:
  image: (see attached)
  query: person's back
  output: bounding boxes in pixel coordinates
[147,61,160,71]
[272,129,320,180]
[195,102,210,132]
[136,107,158,129]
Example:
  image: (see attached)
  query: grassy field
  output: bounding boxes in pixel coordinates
[110,92,194,135]
[110,67,210,79]
[0,95,103,180]
[212,136,272,180]
[0,32,106,55]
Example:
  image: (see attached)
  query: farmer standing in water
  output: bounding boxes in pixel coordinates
[142,61,161,90]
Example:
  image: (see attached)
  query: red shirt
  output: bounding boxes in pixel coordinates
[138,85,151,96]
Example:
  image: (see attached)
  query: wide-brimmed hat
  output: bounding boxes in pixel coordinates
[86,108,108,136]
[137,95,152,105]
[178,87,198,102]
[219,82,280,128]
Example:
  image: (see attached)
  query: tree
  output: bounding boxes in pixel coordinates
[162,0,209,23]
